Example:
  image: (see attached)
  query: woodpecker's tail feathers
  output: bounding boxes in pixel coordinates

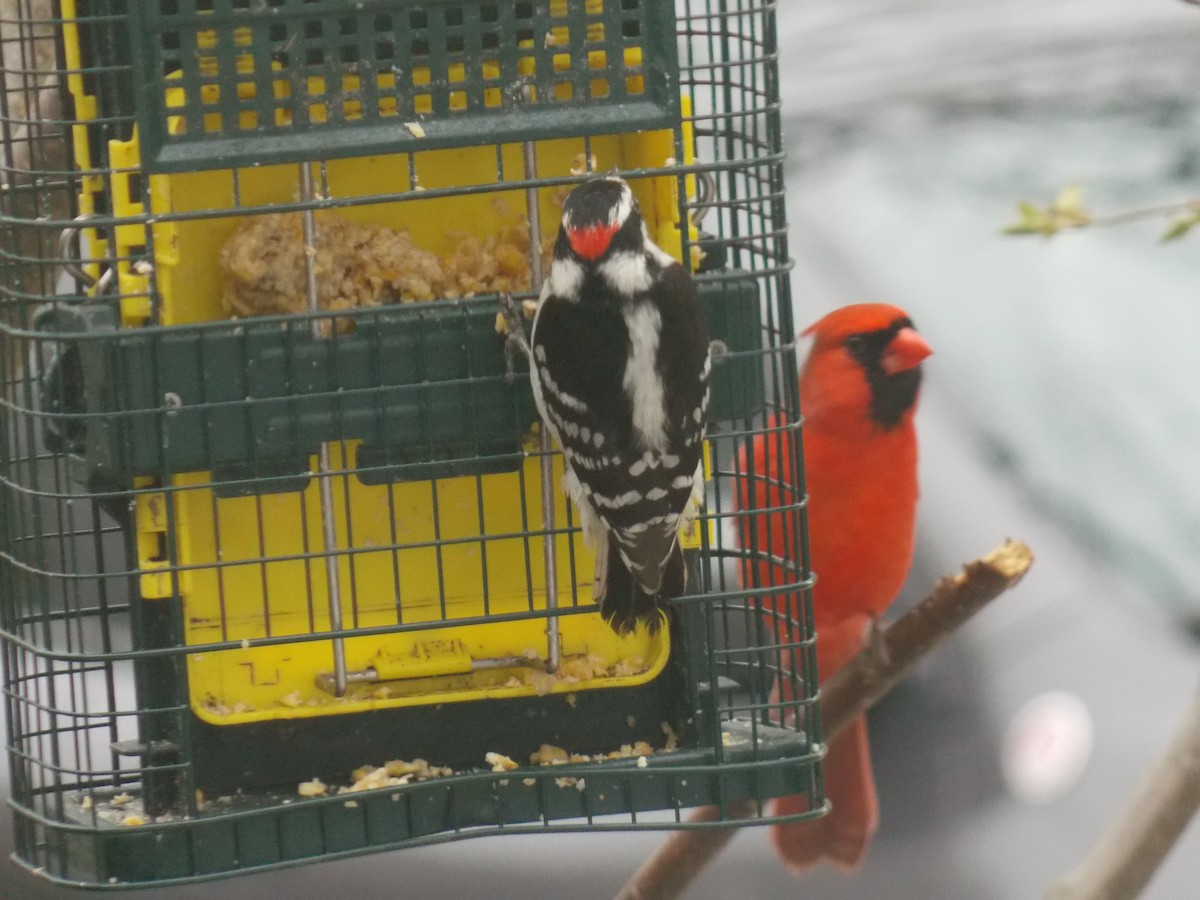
[659,539,687,599]
[599,541,655,634]
[598,541,686,635]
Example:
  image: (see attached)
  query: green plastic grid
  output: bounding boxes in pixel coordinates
[34,274,762,489]
[128,0,681,172]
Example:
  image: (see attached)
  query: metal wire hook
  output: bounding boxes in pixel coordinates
[58,214,100,286]
[90,266,116,297]
[691,171,717,228]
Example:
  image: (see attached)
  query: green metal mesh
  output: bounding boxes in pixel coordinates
[0,0,820,888]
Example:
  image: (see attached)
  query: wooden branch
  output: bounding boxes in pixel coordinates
[821,539,1033,727]
[1045,689,1200,900]
[615,540,1034,900]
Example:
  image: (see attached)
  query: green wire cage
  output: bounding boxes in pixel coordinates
[1,0,821,888]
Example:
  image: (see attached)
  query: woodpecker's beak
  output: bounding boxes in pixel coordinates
[881,327,933,375]
[567,223,618,262]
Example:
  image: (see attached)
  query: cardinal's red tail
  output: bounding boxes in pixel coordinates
[769,615,878,872]
[771,712,878,873]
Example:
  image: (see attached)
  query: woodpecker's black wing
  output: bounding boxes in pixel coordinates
[531,288,634,455]
[653,262,711,453]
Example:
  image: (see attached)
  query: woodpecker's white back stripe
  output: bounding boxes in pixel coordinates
[599,251,653,296]
[622,303,667,452]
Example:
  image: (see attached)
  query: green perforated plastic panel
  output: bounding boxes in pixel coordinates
[129,0,680,171]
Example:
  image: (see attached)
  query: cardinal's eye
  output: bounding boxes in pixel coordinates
[843,335,865,353]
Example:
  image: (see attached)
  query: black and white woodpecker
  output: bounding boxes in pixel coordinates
[528,174,711,634]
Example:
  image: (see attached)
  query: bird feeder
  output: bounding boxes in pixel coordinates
[0,0,821,887]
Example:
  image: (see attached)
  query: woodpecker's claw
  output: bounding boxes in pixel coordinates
[499,293,531,383]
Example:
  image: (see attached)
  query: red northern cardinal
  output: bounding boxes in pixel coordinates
[737,303,932,872]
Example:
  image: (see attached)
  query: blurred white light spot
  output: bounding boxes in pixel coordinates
[1002,691,1093,804]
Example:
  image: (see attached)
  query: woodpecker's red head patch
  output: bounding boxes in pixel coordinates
[567,222,619,261]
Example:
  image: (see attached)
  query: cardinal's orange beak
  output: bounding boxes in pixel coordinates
[881,327,933,375]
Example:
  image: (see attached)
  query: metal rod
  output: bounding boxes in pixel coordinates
[313,654,548,694]
[300,162,348,697]
[523,141,559,674]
